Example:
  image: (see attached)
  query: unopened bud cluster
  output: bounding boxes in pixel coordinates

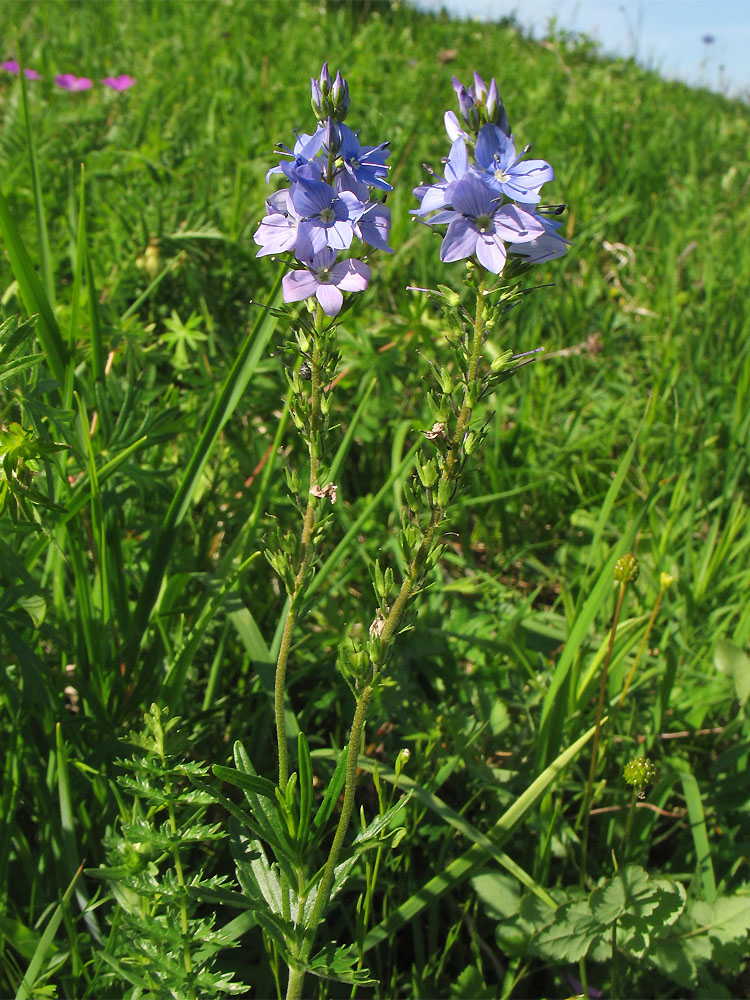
[310,61,350,123]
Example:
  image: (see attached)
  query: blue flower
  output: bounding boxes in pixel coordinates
[474,124,554,204]
[282,234,370,316]
[436,174,544,274]
[291,178,364,253]
[509,206,570,263]
[267,127,327,184]
[413,138,469,217]
[253,190,301,257]
[337,123,391,191]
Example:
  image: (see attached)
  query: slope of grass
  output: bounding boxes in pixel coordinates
[0,1,749,996]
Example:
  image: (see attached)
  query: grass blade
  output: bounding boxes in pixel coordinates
[362,720,602,951]
[120,270,283,697]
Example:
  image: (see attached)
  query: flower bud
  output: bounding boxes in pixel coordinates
[331,70,350,120]
[310,78,323,119]
[394,747,411,780]
[452,76,479,130]
[319,62,332,95]
[311,64,350,122]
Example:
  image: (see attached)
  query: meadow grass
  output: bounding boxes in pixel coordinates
[1,1,749,996]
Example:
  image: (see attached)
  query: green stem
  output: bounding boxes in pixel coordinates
[275,308,326,791]
[286,686,374,1000]
[371,272,487,671]
[579,579,627,886]
[286,272,490,1000]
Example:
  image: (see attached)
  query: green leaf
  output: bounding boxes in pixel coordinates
[306,941,377,986]
[714,639,750,705]
[297,732,313,848]
[589,864,659,925]
[15,593,45,627]
[15,863,82,1000]
[213,764,277,801]
[362,721,598,952]
[450,965,495,1000]
[534,896,599,962]
[0,188,67,387]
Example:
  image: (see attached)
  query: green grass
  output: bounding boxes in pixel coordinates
[1,0,749,996]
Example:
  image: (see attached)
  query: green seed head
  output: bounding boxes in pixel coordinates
[623,755,656,790]
[614,552,639,583]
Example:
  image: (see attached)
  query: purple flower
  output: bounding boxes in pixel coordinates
[254,190,301,257]
[452,72,509,135]
[338,123,391,191]
[282,235,370,316]
[1,59,42,79]
[291,177,363,253]
[413,137,469,217]
[510,206,570,264]
[437,174,544,274]
[267,127,327,184]
[311,62,349,122]
[355,200,393,253]
[102,74,135,91]
[474,124,554,204]
[55,73,93,92]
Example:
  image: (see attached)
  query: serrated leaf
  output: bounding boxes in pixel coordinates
[691,892,750,946]
[590,864,659,925]
[307,941,377,986]
[533,898,600,962]
[450,965,494,1000]
[649,876,687,929]
[648,930,700,989]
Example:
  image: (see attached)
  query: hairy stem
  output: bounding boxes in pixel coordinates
[275,307,326,791]
[286,274,490,1000]
[371,273,487,672]
[286,685,374,1000]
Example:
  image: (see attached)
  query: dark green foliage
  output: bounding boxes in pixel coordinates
[87,705,248,998]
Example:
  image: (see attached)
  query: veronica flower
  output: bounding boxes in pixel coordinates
[413,137,469,217]
[254,190,301,257]
[333,172,392,253]
[291,177,363,253]
[451,72,509,135]
[55,73,93,91]
[267,127,327,183]
[474,124,553,204]
[436,174,544,274]
[102,74,135,91]
[1,59,42,80]
[510,206,570,264]
[337,123,391,191]
[282,234,370,316]
[355,200,393,253]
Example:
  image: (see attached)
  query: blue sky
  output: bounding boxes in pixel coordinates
[410,0,750,98]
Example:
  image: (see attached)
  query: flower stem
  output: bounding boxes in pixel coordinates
[286,273,490,1000]
[275,307,326,791]
[286,684,374,1000]
[371,272,487,672]
[579,579,627,886]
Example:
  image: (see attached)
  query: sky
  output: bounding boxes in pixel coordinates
[410,0,750,99]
